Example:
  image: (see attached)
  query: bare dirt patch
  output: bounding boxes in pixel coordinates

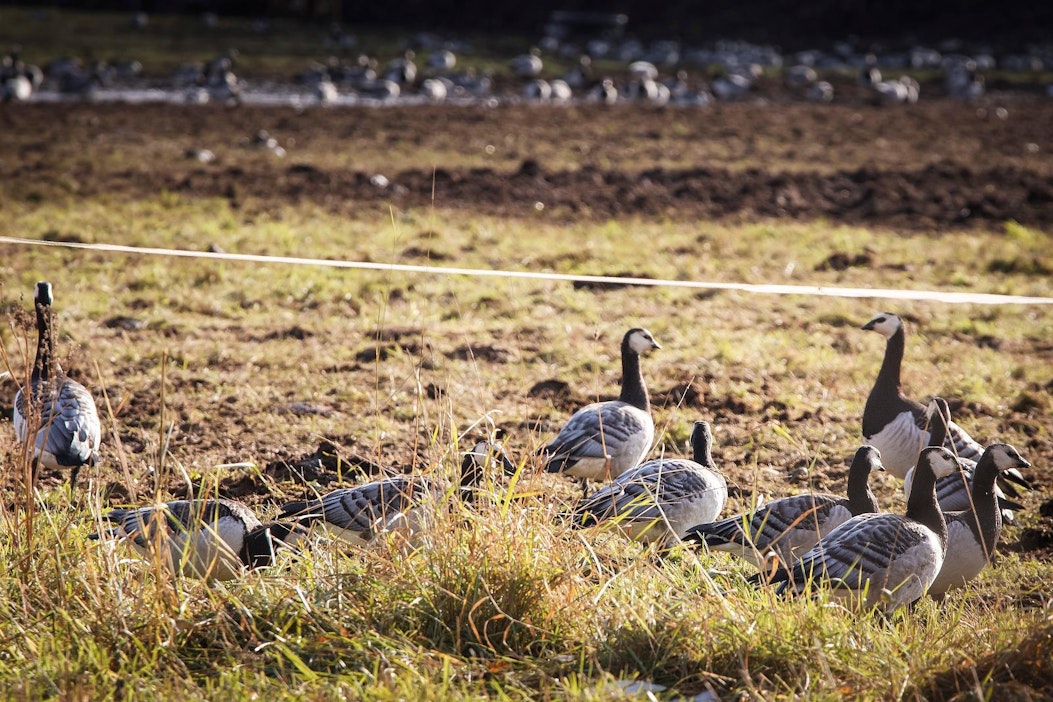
[2,100,1052,230]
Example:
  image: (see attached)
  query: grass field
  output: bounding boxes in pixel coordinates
[2,7,1053,701]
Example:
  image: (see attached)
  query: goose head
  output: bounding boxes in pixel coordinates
[853,444,884,471]
[986,444,1030,474]
[861,312,902,338]
[34,281,54,307]
[918,446,960,480]
[689,420,714,466]
[243,521,309,570]
[459,437,518,500]
[625,328,661,355]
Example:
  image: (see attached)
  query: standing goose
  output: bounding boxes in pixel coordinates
[539,328,661,485]
[904,397,1024,518]
[89,498,305,581]
[278,440,516,547]
[570,420,727,546]
[929,443,1030,597]
[13,282,101,491]
[860,312,1031,498]
[758,446,959,612]
[686,445,882,568]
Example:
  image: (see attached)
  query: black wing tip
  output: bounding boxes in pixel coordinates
[543,456,570,473]
[277,500,317,521]
[1001,469,1032,492]
[997,496,1025,512]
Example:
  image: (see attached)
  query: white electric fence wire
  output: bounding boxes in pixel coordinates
[2,236,1051,305]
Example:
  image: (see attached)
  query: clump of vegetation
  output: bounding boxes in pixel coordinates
[1,195,1051,698]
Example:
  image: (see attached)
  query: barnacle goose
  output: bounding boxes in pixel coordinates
[511,48,543,78]
[538,328,661,485]
[758,446,958,612]
[570,420,727,546]
[929,443,1030,596]
[278,440,516,547]
[904,397,1024,518]
[861,312,1030,494]
[90,498,305,580]
[686,445,882,568]
[13,282,101,491]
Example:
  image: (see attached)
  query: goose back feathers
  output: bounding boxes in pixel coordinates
[279,440,516,546]
[904,397,1027,517]
[686,445,882,568]
[12,281,101,490]
[540,328,661,481]
[570,420,728,545]
[90,498,304,580]
[760,446,958,612]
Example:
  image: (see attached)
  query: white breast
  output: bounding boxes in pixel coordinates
[128,525,246,581]
[929,519,991,596]
[866,411,927,478]
[872,533,944,610]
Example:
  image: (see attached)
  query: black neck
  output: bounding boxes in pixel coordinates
[33,300,54,382]
[241,526,278,569]
[967,450,1002,559]
[846,450,879,515]
[905,456,948,545]
[459,452,482,503]
[927,399,949,448]
[875,326,905,397]
[619,338,649,411]
[691,423,714,468]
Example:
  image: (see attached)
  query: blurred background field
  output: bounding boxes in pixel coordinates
[1,4,1052,700]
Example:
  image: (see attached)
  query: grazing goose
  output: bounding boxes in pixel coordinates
[686,445,882,568]
[2,73,31,101]
[570,420,727,546]
[279,440,516,547]
[805,80,834,103]
[511,48,543,78]
[539,328,661,485]
[548,79,573,104]
[858,54,882,86]
[904,397,1024,518]
[419,77,448,102]
[861,312,1030,494]
[90,498,305,581]
[426,49,456,73]
[314,76,338,104]
[758,447,958,612]
[384,50,417,86]
[627,60,659,81]
[784,64,818,89]
[523,78,552,102]
[561,55,593,89]
[929,443,1030,597]
[711,72,752,101]
[13,282,101,491]
[590,77,618,105]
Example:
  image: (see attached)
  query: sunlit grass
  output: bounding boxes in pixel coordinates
[1,192,1051,698]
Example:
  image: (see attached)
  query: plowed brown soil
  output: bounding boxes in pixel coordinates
[2,99,1052,230]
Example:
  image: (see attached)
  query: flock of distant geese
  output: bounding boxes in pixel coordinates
[5,16,1046,106]
[9,281,1033,613]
